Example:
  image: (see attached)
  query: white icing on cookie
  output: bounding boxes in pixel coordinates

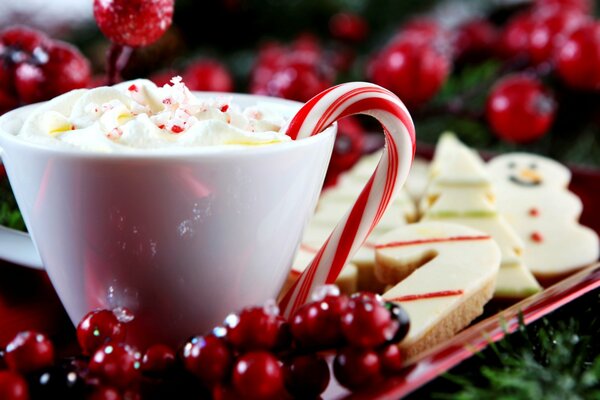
[488,153,599,279]
[376,222,500,358]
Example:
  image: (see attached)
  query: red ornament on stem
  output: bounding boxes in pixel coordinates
[93,0,175,85]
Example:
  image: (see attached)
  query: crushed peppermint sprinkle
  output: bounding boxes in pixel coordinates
[128,84,138,92]
[170,125,184,134]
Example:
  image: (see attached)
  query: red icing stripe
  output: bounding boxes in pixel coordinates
[376,235,491,249]
[388,290,464,302]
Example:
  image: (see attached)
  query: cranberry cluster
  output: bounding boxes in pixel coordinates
[0,289,409,399]
[364,0,599,144]
[0,26,91,114]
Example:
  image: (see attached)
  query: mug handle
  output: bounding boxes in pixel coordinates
[0,147,44,269]
[279,82,416,316]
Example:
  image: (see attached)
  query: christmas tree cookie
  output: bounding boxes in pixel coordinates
[420,133,541,299]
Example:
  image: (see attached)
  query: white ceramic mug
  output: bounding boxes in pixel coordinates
[0,86,414,349]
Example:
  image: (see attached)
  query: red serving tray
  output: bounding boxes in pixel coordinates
[0,151,599,399]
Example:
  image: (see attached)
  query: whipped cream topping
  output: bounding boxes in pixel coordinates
[16,77,292,152]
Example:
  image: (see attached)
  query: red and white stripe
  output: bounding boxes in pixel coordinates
[279,82,416,317]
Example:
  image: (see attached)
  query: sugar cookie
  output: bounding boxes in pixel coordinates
[488,153,599,282]
[376,222,501,360]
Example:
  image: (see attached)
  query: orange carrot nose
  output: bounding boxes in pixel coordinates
[519,169,542,183]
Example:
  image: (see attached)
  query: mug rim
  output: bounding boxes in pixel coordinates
[0,91,337,160]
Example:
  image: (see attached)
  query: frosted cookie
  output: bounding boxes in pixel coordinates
[404,157,431,202]
[488,153,599,282]
[420,135,541,299]
[375,222,501,360]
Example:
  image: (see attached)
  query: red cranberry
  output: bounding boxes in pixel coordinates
[291,294,349,349]
[378,344,404,375]
[368,38,450,107]
[454,19,498,61]
[534,0,593,13]
[0,371,29,400]
[89,343,141,389]
[5,331,54,374]
[182,335,232,388]
[333,347,381,391]
[283,354,330,398]
[555,22,600,91]
[486,75,556,143]
[528,6,588,65]
[329,12,369,43]
[341,294,398,348]
[232,351,283,400]
[76,310,126,355]
[141,344,176,375]
[88,386,123,400]
[182,60,234,92]
[39,43,91,99]
[93,0,174,47]
[225,305,284,351]
[1,25,50,54]
[329,117,365,176]
[496,12,536,59]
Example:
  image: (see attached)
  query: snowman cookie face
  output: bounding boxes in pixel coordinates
[488,153,571,189]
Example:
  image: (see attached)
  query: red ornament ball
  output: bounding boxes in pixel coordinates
[555,22,600,91]
[486,75,556,143]
[329,12,369,43]
[93,0,174,47]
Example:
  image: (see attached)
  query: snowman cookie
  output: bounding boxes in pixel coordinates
[488,153,599,283]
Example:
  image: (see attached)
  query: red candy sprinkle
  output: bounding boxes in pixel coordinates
[531,231,544,243]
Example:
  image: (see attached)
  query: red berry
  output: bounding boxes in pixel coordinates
[265,60,331,102]
[149,69,178,87]
[486,75,556,143]
[399,19,445,43]
[291,294,349,349]
[378,344,404,375]
[141,344,175,375]
[41,43,91,98]
[283,354,330,398]
[5,331,54,374]
[13,63,45,104]
[1,25,50,54]
[89,343,141,389]
[88,386,122,400]
[368,38,450,107]
[333,347,381,391]
[0,371,29,400]
[93,0,175,47]
[329,117,365,176]
[555,22,600,91]
[497,12,536,59]
[182,335,232,387]
[341,294,398,348]
[181,60,233,92]
[528,7,588,65]
[225,306,284,351]
[76,310,126,355]
[534,0,594,13]
[232,352,283,400]
[329,12,369,43]
[454,19,498,61]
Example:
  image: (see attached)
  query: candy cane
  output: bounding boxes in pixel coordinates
[279,82,416,317]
